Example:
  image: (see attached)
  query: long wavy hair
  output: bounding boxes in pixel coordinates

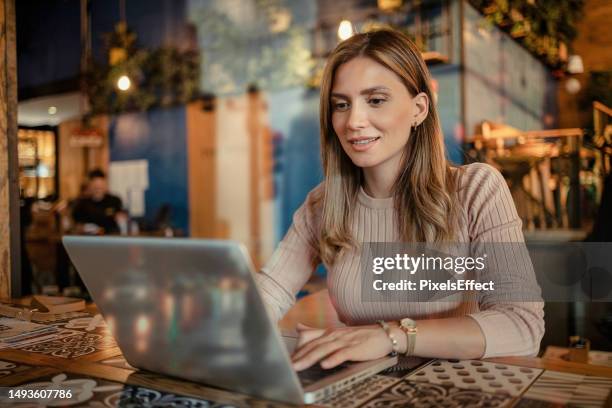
[318,29,459,266]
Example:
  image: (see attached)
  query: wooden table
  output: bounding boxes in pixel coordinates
[0,292,611,407]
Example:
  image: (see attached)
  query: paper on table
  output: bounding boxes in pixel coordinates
[109,160,149,216]
[0,318,55,341]
[128,189,145,217]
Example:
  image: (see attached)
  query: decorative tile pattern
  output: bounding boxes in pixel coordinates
[361,380,512,408]
[0,360,31,378]
[319,374,400,407]
[46,313,110,336]
[0,372,238,407]
[17,329,117,359]
[407,359,542,397]
[112,385,237,408]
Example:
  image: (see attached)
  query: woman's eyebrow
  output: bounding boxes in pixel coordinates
[331,86,391,99]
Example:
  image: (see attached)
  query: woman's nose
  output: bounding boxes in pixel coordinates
[347,103,369,130]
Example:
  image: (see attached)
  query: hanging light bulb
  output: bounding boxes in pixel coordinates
[117,74,131,91]
[338,20,354,41]
[565,77,581,95]
[567,55,584,74]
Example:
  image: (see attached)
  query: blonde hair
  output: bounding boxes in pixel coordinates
[318,29,459,266]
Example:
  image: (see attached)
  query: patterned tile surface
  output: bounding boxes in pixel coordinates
[2,314,611,407]
[47,313,110,335]
[0,372,237,407]
[320,374,400,407]
[360,380,512,407]
[407,359,542,397]
[0,359,31,378]
[16,329,117,359]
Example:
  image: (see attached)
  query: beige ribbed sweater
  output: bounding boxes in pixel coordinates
[255,163,544,358]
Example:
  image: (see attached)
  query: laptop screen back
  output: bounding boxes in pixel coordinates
[63,236,305,404]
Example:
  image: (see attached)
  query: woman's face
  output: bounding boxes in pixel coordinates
[330,56,425,174]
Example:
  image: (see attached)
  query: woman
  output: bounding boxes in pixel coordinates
[255,29,544,371]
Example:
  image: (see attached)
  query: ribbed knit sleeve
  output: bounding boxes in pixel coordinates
[254,185,322,322]
[255,163,545,358]
[462,163,545,358]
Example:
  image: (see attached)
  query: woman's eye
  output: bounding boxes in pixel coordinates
[368,97,386,106]
[333,102,349,111]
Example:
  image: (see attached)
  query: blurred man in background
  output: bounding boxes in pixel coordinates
[72,169,126,235]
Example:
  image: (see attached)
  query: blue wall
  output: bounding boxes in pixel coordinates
[463,2,557,133]
[108,106,189,234]
[431,65,464,165]
[267,88,323,241]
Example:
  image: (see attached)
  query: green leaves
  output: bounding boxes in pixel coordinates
[469,0,585,68]
[86,24,200,114]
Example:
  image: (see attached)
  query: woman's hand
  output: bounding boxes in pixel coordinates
[291,323,396,371]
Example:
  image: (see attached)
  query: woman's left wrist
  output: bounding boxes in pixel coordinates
[389,326,408,354]
[376,320,400,355]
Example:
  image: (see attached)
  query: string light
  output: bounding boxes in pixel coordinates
[117,75,131,91]
[565,78,581,94]
[338,20,354,41]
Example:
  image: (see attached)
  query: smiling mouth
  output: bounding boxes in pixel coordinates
[350,137,381,145]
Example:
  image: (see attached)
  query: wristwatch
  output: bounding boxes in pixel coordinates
[399,318,418,356]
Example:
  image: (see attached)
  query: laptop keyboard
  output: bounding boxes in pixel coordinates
[297,362,352,386]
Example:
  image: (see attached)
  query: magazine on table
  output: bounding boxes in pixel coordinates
[0,317,58,348]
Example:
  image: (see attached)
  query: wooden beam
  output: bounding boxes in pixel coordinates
[247,90,261,269]
[0,0,20,298]
[594,101,612,117]
[186,101,218,238]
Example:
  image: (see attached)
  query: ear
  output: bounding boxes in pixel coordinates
[412,92,429,126]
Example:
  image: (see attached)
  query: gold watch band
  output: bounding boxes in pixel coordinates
[399,318,418,356]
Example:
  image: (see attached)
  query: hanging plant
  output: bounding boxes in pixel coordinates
[188,4,315,95]
[85,23,200,114]
[469,0,585,69]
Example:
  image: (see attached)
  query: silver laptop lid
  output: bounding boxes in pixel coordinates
[63,236,305,404]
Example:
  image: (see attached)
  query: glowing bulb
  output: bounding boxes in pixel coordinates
[565,77,581,95]
[117,75,131,91]
[567,55,584,74]
[338,20,354,41]
[48,106,57,115]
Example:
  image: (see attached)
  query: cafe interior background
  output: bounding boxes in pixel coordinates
[14,0,612,352]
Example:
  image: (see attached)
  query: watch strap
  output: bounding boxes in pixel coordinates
[399,318,418,356]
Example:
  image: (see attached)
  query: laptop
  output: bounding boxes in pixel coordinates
[62,236,397,404]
